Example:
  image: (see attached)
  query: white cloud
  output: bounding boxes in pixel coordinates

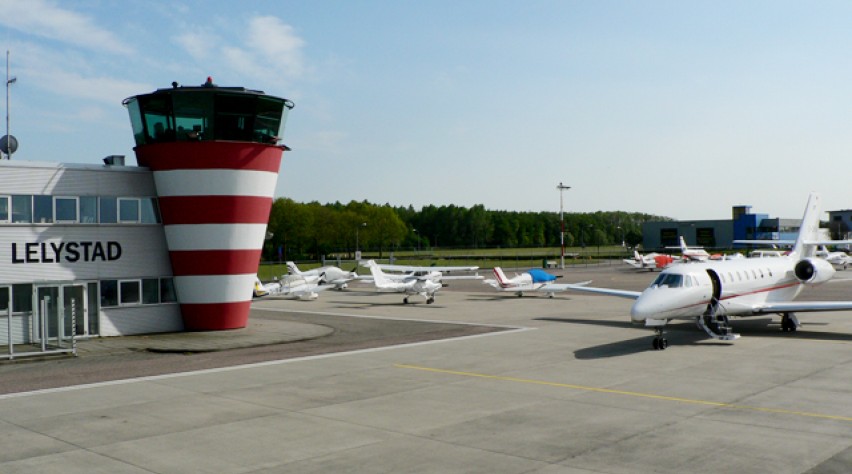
[174,30,218,61]
[0,0,133,55]
[245,16,306,78]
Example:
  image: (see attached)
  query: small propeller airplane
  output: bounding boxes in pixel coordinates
[484,267,589,298]
[565,193,852,351]
[286,261,358,289]
[815,245,852,269]
[362,259,444,304]
[253,275,334,300]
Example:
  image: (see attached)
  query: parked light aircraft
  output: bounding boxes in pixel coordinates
[815,246,852,269]
[567,193,852,351]
[253,276,333,300]
[363,260,443,304]
[286,261,358,289]
[484,267,588,297]
[623,250,676,271]
[673,236,712,261]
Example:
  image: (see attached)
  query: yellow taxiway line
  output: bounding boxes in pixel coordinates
[395,364,852,423]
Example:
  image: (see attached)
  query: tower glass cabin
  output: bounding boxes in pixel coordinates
[123,81,294,331]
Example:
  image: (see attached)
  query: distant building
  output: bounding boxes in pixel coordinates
[828,210,852,240]
[641,204,801,251]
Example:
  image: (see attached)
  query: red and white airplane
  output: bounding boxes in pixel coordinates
[484,267,589,297]
[570,193,852,350]
[623,250,677,271]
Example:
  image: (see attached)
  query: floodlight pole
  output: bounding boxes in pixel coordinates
[557,183,571,269]
[4,50,14,159]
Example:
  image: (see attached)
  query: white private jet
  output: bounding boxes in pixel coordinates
[253,275,334,300]
[484,267,589,298]
[672,236,712,261]
[623,250,677,271]
[362,259,446,304]
[566,193,852,351]
[286,261,358,289]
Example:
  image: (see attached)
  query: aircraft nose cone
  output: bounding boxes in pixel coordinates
[630,294,655,322]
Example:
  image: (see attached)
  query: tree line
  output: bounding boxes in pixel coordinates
[265,198,671,261]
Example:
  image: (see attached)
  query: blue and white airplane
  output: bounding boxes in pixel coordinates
[567,193,852,350]
[484,267,587,298]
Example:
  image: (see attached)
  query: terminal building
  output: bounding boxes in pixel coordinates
[0,80,293,344]
[641,205,802,251]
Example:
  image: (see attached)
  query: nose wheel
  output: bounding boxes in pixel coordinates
[651,328,668,350]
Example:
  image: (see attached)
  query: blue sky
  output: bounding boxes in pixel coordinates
[1,1,852,220]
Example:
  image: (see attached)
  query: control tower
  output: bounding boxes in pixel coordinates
[123,78,294,330]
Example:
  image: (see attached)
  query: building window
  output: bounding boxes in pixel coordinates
[33,195,53,223]
[160,278,176,303]
[0,195,7,222]
[100,197,117,223]
[55,197,78,223]
[142,278,159,304]
[119,280,141,305]
[140,198,160,224]
[80,196,98,224]
[11,195,31,223]
[12,284,32,313]
[118,198,140,223]
[100,280,118,307]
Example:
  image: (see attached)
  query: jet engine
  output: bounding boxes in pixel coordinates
[794,258,835,285]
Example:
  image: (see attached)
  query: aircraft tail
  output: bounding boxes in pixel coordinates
[492,267,510,287]
[286,261,302,276]
[790,193,821,259]
[366,260,392,286]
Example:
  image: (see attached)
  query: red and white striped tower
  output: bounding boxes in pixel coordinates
[125,80,293,330]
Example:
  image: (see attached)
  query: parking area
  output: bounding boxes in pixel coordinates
[3,265,852,473]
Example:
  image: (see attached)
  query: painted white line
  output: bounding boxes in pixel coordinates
[250,306,530,330]
[0,325,532,401]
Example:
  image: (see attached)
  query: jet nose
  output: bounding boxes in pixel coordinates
[630,293,657,322]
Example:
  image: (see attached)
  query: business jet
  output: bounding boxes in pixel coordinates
[567,193,852,351]
[623,250,677,271]
[253,276,333,300]
[673,236,712,261]
[362,260,443,304]
[286,261,358,289]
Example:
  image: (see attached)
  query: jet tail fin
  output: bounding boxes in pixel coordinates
[791,193,822,259]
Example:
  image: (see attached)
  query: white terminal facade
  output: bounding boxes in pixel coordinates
[0,80,294,343]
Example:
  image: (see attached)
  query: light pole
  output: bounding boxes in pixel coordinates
[355,222,367,260]
[557,183,571,269]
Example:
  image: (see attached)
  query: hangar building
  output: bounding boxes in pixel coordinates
[641,205,801,251]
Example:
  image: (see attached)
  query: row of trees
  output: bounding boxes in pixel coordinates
[265,198,671,262]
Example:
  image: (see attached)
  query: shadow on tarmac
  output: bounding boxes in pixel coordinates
[537,316,852,358]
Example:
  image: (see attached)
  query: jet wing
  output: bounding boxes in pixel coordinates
[751,301,852,314]
[560,284,642,300]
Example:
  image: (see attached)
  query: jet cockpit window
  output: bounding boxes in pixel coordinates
[651,273,683,288]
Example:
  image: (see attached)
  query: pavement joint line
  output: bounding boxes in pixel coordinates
[0,327,533,401]
[252,306,531,330]
[395,364,852,423]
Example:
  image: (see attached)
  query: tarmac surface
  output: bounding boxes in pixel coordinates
[4,262,852,473]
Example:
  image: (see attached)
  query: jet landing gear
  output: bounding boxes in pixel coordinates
[781,313,800,332]
[652,328,668,350]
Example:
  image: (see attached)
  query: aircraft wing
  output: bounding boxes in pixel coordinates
[372,263,480,273]
[534,281,592,293]
[750,301,852,314]
[560,284,642,300]
[439,275,484,281]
